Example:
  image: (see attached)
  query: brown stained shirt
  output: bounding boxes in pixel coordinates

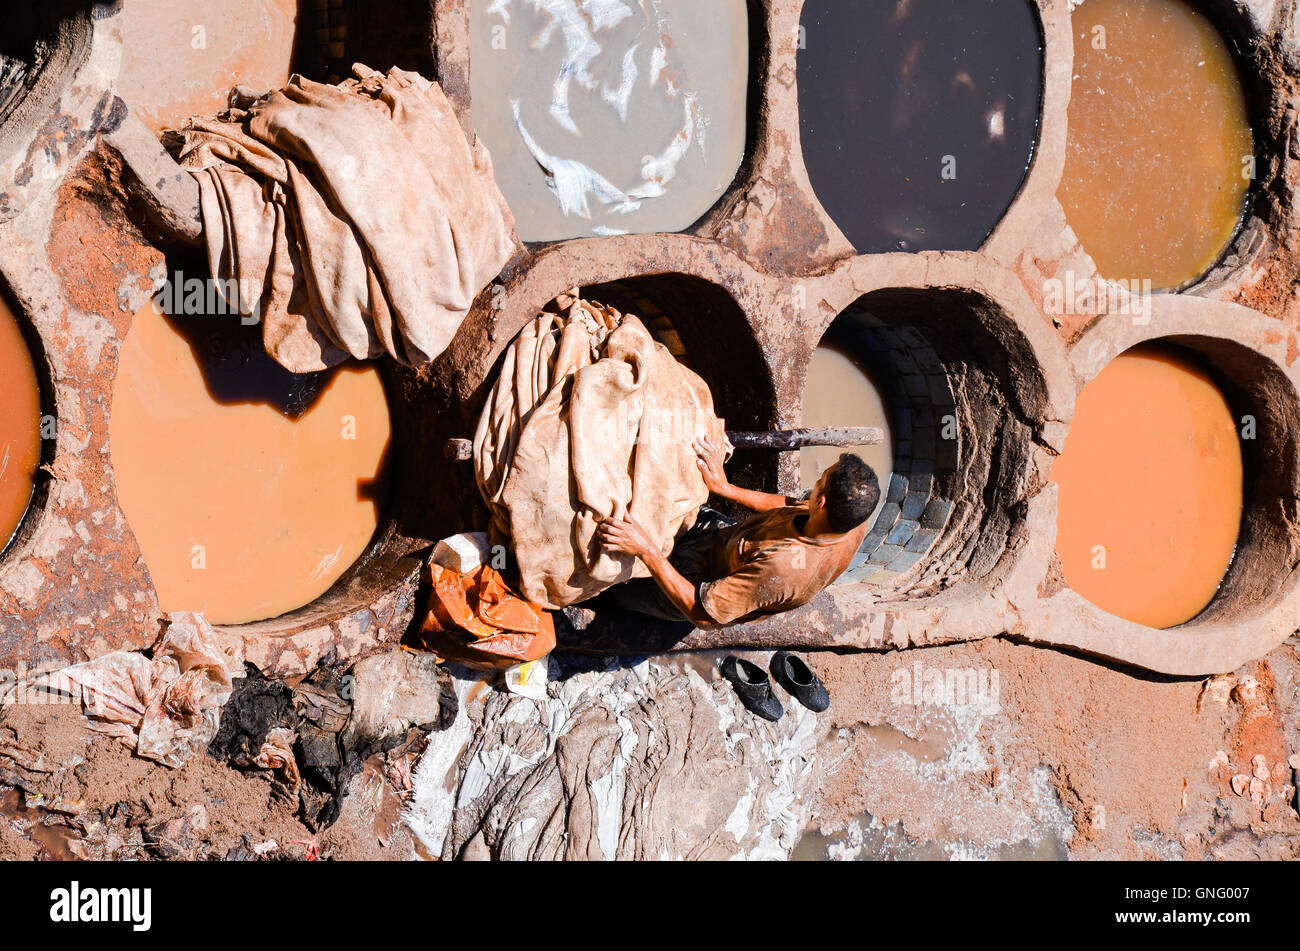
[697,506,869,626]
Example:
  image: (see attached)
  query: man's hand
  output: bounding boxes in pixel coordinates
[598,514,719,629]
[695,433,794,513]
[596,516,657,561]
[693,436,730,495]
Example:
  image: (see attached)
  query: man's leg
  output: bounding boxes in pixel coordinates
[604,577,691,621]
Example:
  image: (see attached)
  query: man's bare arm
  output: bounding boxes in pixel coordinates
[636,546,720,628]
[596,517,720,628]
[694,437,795,513]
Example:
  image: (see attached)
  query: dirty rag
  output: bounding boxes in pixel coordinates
[254,726,301,795]
[473,290,730,608]
[173,64,515,373]
[30,613,245,769]
[414,562,556,671]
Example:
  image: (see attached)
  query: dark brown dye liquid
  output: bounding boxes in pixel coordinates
[797,0,1043,252]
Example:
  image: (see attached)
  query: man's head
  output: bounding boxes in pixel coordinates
[811,453,880,534]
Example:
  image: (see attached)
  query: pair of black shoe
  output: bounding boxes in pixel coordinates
[720,652,829,722]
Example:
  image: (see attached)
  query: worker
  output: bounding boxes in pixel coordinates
[596,437,880,628]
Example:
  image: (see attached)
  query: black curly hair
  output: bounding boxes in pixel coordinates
[822,453,880,533]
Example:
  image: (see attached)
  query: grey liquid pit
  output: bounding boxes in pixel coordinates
[797,0,1043,253]
[470,0,749,242]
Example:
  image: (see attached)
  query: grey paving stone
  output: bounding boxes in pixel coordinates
[906,527,940,553]
[887,550,924,573]
[902,490,928,521]
[886,518,919,546]
[868,543,903,566]
[921,497,953,529]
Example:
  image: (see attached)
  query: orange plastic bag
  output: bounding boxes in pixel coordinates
[416,563,556,671]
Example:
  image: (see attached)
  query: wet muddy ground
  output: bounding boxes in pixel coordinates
[4,634,1299,861]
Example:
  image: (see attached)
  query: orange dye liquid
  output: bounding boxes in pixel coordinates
[1058,0,1253,289]
[0,296,41,553]
[110,300,390,625]
[1052,344,1242,628]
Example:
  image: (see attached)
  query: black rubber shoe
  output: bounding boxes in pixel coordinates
[770,651,830,712]
[720,656,784,722]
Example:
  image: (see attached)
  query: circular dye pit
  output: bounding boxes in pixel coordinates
[1058,0,1253,290]
[470,0,749,241]
[797,0,1043,253]
[804,297,972,592]
[0,296,42,555]
[110,298,391,625]
[1053,343,1243,629]
[117,0,299,133]
[799,342,893,528]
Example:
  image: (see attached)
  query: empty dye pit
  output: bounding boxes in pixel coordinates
[110,298,391,626]
[0,295,41,555]
[797,0,1042,253]
[470,0,749,242]
[117,0,299,133]
[1057,0,1253,290]
[799,342,893,528]
[1052,343,1243,629]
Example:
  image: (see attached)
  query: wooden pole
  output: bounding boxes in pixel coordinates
[444,426,883,461]
[726,427,884,450]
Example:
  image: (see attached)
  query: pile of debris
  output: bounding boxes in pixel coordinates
[0,616,456,859]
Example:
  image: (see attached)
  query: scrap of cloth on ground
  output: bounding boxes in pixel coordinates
[24,612,244,769]
[173,64,515,373]
[474,290,731,609]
